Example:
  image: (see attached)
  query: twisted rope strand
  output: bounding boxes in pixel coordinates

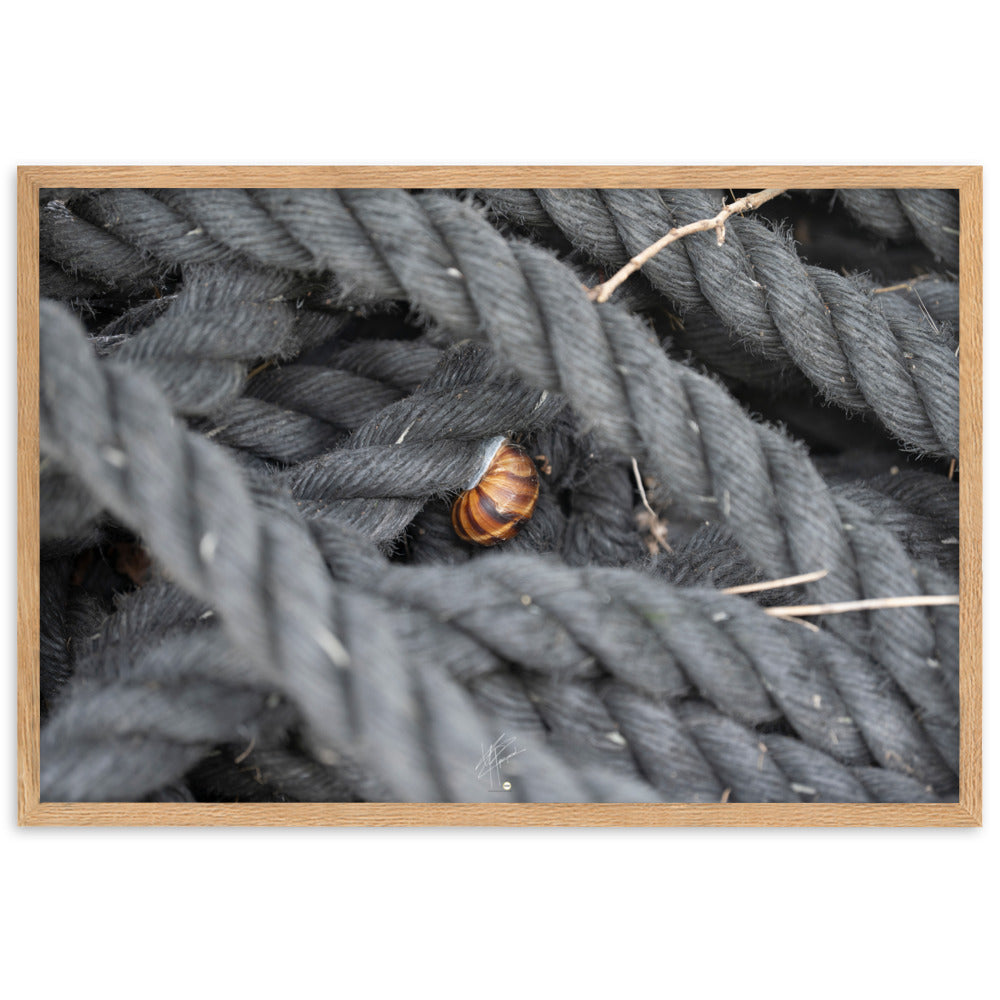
[304,517,954,794]
[834,189,960,266]
[386,559,955,791]
[39,307,955,799]
[40,198,167,294]
[40,191,959,770]
[674,702,949,803]
[42,556,952,802]
[41,629,293,802]
[40,301,668,803]
[478,187,958,456]
[285,342,564,541]
[52,192,952,576]
[106,265,303,415]
[867,274,959,342]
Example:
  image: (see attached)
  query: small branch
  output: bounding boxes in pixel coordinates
[587,188,788,303]
[234,735,256,764]
[872,275,937,296]
[631,457,653,512]
[246,360,275,381]
[721,569,829,596]
[765,593,958,622]
[783,617,821,633]
[631,456,670,554]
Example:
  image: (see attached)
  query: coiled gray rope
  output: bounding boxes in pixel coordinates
[317,540,955,793]
[49,187,958,455]
[40,539,955,801]
[834,189,960,267]
[286,343,564,542]
[826,473,960,577]
[475,187,958,457]
[253,336,957,784]
[39,300,955,799]
[39,299,676,803]
[38,187,960,803]
[45,293,957,796]
[860,274,960,338]
[42,625,295,802]
[40,198,168,296]
[102,266,306,415]
[49,188,959,457]
[39,189,959,770]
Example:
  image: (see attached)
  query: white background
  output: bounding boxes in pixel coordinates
[2,4,994,997]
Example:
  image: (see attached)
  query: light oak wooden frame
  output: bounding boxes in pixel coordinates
[17,166,983,827]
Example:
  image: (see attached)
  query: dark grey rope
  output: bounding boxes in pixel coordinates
[100,265,348,416]
[329,549,955,793]
[37,192,957,800]
[40,549,954,802]
[834,189,960,267]
[103,266,296,415]
[476,187,958,457]
[286,342,564,542]
[211,340,446,464]
[41,627,295,802]
[828,476,959,577]
[39,300,670,803]
[856,273,960,338]
[40,459,105,548]
[40,198,168,296]
[38,189,959,771]
[39,556,107,718]
[40,301,954,799]
[38,334,452,547]
[41,587,672,803]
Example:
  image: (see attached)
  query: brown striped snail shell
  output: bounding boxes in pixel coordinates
[452,437,540,546]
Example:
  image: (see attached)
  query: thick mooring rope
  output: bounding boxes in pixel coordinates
[37,185,962,804]
[475,188,958,457]
[834,188,960,267]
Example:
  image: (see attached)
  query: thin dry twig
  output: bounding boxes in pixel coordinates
[587,188,788,303]
[872,274,932,295]
[765,593,959,622]
[246,360,275,381]
[233,735,256,764]
[721,569,829,596]
[784,617,822,633]
[631,457,670,554]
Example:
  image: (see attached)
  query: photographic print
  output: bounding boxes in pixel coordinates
[17,167,982,825]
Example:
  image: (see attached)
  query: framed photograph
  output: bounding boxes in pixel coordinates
[17,166,982,826]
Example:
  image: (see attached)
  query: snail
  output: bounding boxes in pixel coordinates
[452,436,540,546]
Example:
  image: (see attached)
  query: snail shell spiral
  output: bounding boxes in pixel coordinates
[451,439,540,546]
